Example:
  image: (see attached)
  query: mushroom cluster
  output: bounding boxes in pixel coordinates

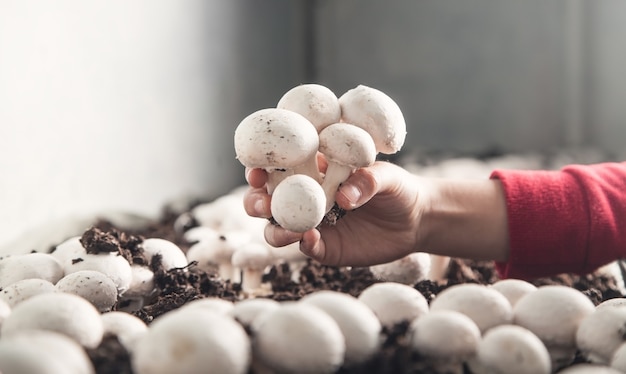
[234,83,407,232]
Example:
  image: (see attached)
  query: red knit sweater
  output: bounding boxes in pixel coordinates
[490,162,626,280]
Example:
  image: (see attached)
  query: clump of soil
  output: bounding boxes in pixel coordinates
[83,213,624,374]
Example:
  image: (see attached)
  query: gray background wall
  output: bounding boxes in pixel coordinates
[1,0,624,250]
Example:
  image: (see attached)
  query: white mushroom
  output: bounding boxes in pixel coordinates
[63,252,132,295]
[186,229,251,281]
[100,311,148,352]
[0,252,64,288]
[597,298,626,310]
[0,278,57,308]
[469,324,551,374]
[277,83,341,132]
[338,84,407,155]
[50,235,87,266]
[230,242,275,296]
[1,292,104,349]
[0,297,10,329]
[513,285,595,370]
[124,264,156,300]
[55,270,119,312]
[369,252,431,285]
[0,330,95,374]
[429,283,513,333]
[409,310,481,372]
[490,278,538,307]
[141,238,188,270]
[575,306,626,364]
[234,107,321,193]
[300,290,382,366]
[559,363,623,373]
[270,173,326,233]
[318,123,377,212]
[357,282,429,327]
[132,309,251,374]
[611,341,626,371]
[179,297,235,315]
[228,298,281,327]
[252,302,345,374]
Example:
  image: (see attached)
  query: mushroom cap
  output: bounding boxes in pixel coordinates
[187,229,251,269]
[252,302,346,373]
[231,242,274,270]
[132,309,251,374]
[228,298,281,327]
[63,253,132,295]
[490,278,538,307]
[0,330,95,374]
[124,264,155,298]
[270,174,326,233]
[576,306,626,364]
[429,283,513,333]
[141,238,188,270]
[101,311,148,352]
[611,342,626,371]
[560,363,623,374]
[369,252,431,285]
[299,290,382,365]
[55,270,119,312]
[338,84,407,154]
[0,252,64,288]
[514,285,595,349]
[0,297,10,328]
[51,236,87,265]
[180,297,235,315]
[277,83,341,132]
[1,292,104,349]
[234,108,319,170]
[357,282,429,327]
[0,278,57,308]
[409,310,481,361]
[474,324,551,374]
[597,298,626,310]
[319,123,377,168]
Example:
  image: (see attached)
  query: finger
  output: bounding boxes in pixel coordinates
[334,161,407,210]
[264,223,304,247]
[299,229,325,261]
[316,152,329,174]
[243,187,272,218]
[245,168,268,188]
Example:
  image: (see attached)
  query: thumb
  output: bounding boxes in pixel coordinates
[334,161,404,210]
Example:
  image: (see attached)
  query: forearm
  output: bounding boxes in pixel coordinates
[417,177,510,262]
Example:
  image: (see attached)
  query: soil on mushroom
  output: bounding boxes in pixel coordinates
[84,211,624,374]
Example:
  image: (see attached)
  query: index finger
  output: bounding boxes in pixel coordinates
[245,168,268,188]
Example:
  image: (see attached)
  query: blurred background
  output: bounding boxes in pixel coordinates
[1,0,625,250]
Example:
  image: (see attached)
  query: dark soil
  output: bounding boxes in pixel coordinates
[81,209,625,374]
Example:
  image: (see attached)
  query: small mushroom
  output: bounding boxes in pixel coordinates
[513,285,595,370]
[131,309,251,374]
[186,229,251,281]
[318,123,377,212]
[0,330,95,374]
[234,108,321,193]
[270,173,326,233]
[1,292,104,349]
[55,270,118,312]
[141,238,188,270]
[300,290,383,366]
[230,242,275,296]
[277,83,341,132]
[559,363,623,373]
[50,235,87,266]
[611,341,626,371]
[490,278,538,308]
[597,298,626,310]
[338,84,407,155]
[0,297,10,329]
[252,302,345,374]
[63,252,132,295]
[470,324,551,374]
[429,283,513,334]
[357,282,429,327]
[228,298,281,328]
[180,297,235,315]
[0,252,64,288]
[0,278,57,308]
[409,310,481,373]
[101,311,148,352]
[369,252,431,285]
[575,306,626,364]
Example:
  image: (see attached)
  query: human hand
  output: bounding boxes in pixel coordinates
[243,161,423,267]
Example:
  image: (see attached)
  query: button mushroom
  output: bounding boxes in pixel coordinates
[186,229,250,282]
[338,84,407,155]
[0,252,64,288]
[100,311,148,353]
[228,298,281,328]
[357,282,429,327]
[575,305,626,365]
[55,270,119,313]
[490,278,538,308]
[270,173,326,233]
[234,107,321,193]
[513,285,595,370]
[251,302,346,373]
[277,83,341,133]
[230,242,275,297]
[369,252,431,285]
[429,283,513,334]
[131,309,251,374]
[299,290,383,366]
[0,278,57,308]
[318,123,377,212]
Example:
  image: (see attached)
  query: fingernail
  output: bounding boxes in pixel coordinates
[339,184,361,207]
[254,199,265,215]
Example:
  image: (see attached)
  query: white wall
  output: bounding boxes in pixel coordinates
[0,0,305,251]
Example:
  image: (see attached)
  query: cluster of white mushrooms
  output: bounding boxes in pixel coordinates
[234,83,407,232]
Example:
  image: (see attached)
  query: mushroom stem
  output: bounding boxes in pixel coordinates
[293,156,323,184]
[218,263,235,282]
[241,268,264,294]
[266,169,295,195]
[321,163,353,213]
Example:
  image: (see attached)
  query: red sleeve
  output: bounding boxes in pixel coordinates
[490,162,626,280]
